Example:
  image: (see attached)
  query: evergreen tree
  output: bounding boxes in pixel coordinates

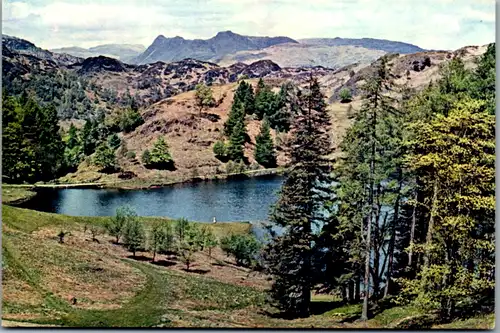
[107,133,121,150]
[144,136,174,170]
[67,123,80,149]
[268,82,296,132]
[227,118,246,162]
[263,75,333,318]
[254,118,277,168]
[224,98,245,136]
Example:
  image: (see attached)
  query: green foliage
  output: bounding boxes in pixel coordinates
[126,151,137,159]
[202,227,218,258]
[227,119,246,162]
[263,76,334,318]
[123,214,146,257]
[106,206,136,243]
[225,160,246,174]
[107,133,121,150]
[195,83,215,111]
[148,221,174,261]
[175,217,190,242]
[339,88,352,103]
[2,94,65,183]
[67,123,80,149]
[398,98,495,318]
[141,149,151,165]
[224,98,245,137]
[92,143,117,173]
[221,234,261,267]
[116,108,144,133]
[254,118,277,168]
[234,81,255,115]
[178,223,202,271]
[213,140,228,160]
[143,137,174,170]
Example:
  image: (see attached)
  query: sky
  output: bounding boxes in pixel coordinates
[2,0,496,51]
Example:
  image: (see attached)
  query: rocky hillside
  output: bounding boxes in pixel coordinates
[134,31,297,64]
[217,43,386,68]
[51,44,145,63]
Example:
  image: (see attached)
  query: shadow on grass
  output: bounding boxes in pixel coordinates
[183,268,210,275]
[151,260,177,268]
[127,255,151,262]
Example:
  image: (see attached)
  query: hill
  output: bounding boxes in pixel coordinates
[299,37,425,54]
[134,31,297,64]
[51,44,145,63]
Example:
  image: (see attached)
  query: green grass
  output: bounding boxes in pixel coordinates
[2,205,250,236]
[2,187,37,204]
[2,205,493,328]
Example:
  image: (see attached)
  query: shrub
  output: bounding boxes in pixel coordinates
[213,140,228,160]
[220,234,261,267]
[117,108,144,133]
[93,143,117,173]
[107,133,121,150]
[339,88,352,103]
[141,149,151,165]
[126,151,136,159]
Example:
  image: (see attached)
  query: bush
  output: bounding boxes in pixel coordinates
[141,149,151,165]
[93,143,117,173]
[116,108,144,133]
[213,140,228,160]
[126,151,136,159]
[107,133,121,150]
[339,88,352,103]
[220,234,261,267]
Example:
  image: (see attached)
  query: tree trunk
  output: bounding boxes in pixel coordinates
[362,215,372,320]
[116,235,119,244]
[423,180,439,268]
[152,250,156,262]
[348,280,355,303]
[355,275,361,302]
[408,192,418,267]
[341,286,347,303]
[384,172,402,298]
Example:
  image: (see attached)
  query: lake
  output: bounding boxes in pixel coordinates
[21,175,285,223]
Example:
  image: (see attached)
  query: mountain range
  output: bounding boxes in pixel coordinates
[39,31,426,68]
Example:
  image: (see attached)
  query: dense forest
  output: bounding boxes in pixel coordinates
[262,44,495,323]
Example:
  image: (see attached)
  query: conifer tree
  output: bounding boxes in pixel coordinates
[263,75,333,318]
[224,99,245,136]
[227,118,246,162]
[254,118,276,168]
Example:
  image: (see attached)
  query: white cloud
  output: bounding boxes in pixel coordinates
[2,0,495,50]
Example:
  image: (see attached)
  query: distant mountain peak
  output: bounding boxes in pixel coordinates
[134,31,298,65]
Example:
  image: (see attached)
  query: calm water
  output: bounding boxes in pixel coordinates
[21,175,284,222]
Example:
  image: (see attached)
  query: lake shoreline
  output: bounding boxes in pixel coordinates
[3,167,286,193]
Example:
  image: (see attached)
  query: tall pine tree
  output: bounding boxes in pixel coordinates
[263,75,333,317]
